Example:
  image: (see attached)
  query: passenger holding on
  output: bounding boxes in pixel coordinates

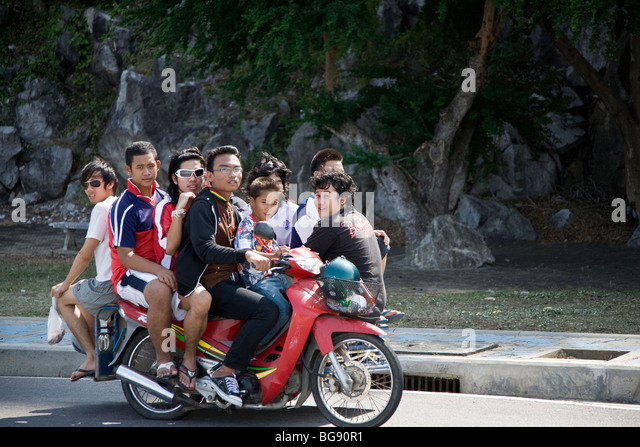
[292,148,402,324]
[304,170,387,321]
[235,176,292,345]
[109,141,183,382]
[176,145,277,405]
[51,159,119,381]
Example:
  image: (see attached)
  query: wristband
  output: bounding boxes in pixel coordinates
[171,208,186,219]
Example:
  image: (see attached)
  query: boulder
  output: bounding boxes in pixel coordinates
[456,194,538,241]
[15,78,68,146]
[549,209,573,228]
[485,144,557,201]
[19,145,73,200]
[412,214,494,269]
[97,61,223,180]
[0,126,23,191]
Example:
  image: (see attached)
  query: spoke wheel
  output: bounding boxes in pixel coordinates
[311,333,403,427]
[120,329,188,420]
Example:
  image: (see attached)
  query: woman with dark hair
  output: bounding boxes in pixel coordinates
[154,146,206,270]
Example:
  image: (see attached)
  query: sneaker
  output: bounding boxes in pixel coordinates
[209,374,243,407]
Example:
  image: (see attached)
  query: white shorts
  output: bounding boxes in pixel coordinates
[116,269,186,321]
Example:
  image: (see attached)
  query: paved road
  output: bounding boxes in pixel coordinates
[1,377,639,428]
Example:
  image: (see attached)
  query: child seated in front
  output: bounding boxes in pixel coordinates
[235,177,292,344]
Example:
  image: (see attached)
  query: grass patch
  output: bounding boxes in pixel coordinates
[2,255,639,335]
[387,289,640,334]
[0,255,95,317]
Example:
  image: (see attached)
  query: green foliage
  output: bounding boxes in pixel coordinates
[0,2,115,151]
[118,0,381,102]
[498,0,640,52]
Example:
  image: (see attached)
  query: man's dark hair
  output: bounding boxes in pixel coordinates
[125,141,158,166]
[310,170,357,203]
[167,146,205,204]
[247,176,281,200]
[206,145,241,171]
[245,152,291,198]
[310,148,343,175]
[81,158,118,194]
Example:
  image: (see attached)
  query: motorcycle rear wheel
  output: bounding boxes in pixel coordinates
[120,329,189,420]
[310,333,403,427]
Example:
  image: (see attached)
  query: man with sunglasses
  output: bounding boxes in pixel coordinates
[51,159,119,381]
[176,145,277,406]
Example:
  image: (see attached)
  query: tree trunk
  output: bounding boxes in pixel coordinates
[325,121,429,245]
[414,0,505,217]
[329,0,505,251]
[323,31,336,94]
[540,20,640,213]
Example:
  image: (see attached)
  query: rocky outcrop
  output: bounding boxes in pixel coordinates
[456,194,538,241]
[412,215,495,269]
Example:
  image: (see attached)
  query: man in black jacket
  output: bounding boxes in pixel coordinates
[304,171,387,321]
[175,145,277,405]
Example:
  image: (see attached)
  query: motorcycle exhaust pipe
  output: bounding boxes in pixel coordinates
[115,365,194,407]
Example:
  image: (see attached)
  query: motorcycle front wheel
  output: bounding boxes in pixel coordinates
[310,333,403,427]
[120,329,189,420]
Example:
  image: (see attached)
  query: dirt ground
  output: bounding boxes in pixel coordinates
[1,198,639,295]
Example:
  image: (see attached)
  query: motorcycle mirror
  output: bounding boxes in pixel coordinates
[254,221,275,240]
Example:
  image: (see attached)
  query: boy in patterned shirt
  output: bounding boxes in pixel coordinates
[235,177,292,344]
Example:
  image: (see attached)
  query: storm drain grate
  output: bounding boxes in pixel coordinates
[403,375,461,393]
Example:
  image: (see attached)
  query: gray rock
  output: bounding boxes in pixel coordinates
[456,195,538,241]
[485,144,557,201]
[0,126,23,190]
[412,214,494,269]
[15,78,68,145]
[549,209,573,228]
[19,145,73,200]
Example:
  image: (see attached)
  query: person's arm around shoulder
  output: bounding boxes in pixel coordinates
[165,191,195,256]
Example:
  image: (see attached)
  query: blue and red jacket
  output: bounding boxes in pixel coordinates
[108,179,168,292]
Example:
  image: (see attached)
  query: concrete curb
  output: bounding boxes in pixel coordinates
[2,318,640,405]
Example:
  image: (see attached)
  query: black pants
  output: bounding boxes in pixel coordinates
[207,279,279,371]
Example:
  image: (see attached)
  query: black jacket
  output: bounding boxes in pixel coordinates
[176,188,247,297]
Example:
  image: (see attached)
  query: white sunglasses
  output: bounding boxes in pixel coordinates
[175,168,205,178]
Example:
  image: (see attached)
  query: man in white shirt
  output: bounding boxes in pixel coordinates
[290,148,343,248]
[50,159,119,381]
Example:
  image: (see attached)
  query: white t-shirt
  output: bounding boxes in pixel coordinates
[86,195,116,282]
[240,199,299,247]
[268,200,298,246]
[293,196,320,245]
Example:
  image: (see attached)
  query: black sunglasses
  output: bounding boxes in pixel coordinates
[82,179,103,189]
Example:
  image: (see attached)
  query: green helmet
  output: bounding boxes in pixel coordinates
[323,257,360,281]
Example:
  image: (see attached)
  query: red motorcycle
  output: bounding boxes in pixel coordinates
[91,223,403,427]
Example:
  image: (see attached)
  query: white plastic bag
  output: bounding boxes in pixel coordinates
[47,297,65,345]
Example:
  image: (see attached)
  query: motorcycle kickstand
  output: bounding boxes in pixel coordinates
[328,351,353,394]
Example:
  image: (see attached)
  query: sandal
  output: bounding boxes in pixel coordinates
[156,361,177,385]
[70,368,94,382]
[177,362,197,392]
[382,309,405,323]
